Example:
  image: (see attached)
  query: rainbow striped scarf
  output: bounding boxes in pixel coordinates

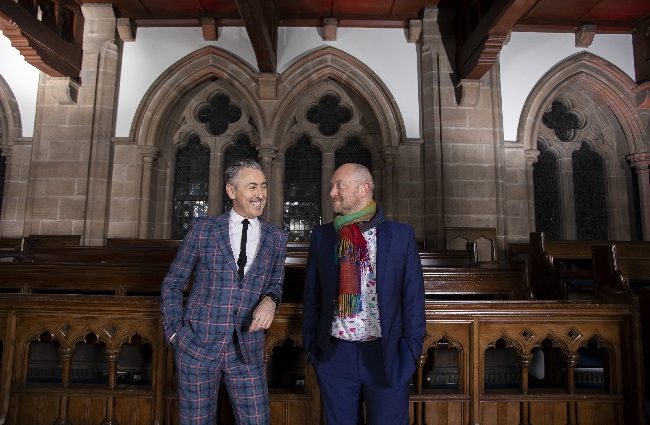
[334,201,385,317]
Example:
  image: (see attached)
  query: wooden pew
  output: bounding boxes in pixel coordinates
[529,232,650,300]
[22,244,180,264]
[422,265,532,300]
[0,262,172,295]
[0,237,23,261]
[280,245,479,301]
[105,238,182,247]
[419,242,478,268]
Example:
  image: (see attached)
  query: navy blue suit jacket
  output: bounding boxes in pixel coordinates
[302,220,425,386]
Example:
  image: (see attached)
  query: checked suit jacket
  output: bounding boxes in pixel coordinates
[302,219,426,386]
[161,213,288,364]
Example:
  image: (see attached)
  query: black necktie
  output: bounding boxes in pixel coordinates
[237,219,249,281]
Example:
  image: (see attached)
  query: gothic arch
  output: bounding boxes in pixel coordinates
[130,46,265,150]
[270,47,406,222]
[0,73,22,149]
[518,51,645,154]
[519,52,645,240]
[274,46,406,151]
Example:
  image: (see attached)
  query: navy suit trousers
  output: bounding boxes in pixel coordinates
[313,337,411,425]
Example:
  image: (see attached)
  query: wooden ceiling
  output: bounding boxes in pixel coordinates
[1,0,649,81]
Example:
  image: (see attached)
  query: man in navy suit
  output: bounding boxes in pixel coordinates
[161,159,288,425]
[302,163,425,425]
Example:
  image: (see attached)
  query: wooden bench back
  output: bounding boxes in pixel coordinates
[422,266,531,300]
[529,232,650,300]
[23,245,180,264]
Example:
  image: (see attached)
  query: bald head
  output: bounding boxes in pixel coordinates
[330,163,374,215]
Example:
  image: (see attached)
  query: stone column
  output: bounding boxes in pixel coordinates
[258,146,278,224]
[209,149,223,216]
[23,4,119,243]
[379,145,398,220]
[81,4,120,246]
[524,149,540,233]
[0,145,13,232]
[419,5,446,249]
[138,146,161,238]
[626,152,650,240]
[322,150,336,224]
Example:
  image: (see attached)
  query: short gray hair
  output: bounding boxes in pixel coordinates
[224,159,261,187]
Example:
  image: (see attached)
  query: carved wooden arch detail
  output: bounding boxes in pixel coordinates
[422,330,465,355]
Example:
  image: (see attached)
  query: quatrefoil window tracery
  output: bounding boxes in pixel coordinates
[542,98,583,142]
[197,93,242,136]
[306,93,352,137]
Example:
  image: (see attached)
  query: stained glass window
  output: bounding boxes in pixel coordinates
[172,136,210,239]
[223,134,259,213]
[335,135,371,171]
[572,142,607,240]
[533,141,562,239]
[284,135,322,241]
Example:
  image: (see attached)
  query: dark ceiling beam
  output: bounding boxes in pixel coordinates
[456,0,537,81]
[234,0,278,73]
[0,1,82,79]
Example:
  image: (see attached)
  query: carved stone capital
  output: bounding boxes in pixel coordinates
[524,149,540,166]
[257,146,278,163]
[0,144,14,158]
[138,145,161,162]
[626,152,650,172]
[379,146,398,165]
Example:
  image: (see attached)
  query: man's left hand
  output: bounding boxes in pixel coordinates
[249,297,276,332]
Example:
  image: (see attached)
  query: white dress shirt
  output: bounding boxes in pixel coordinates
[229,210,261,277]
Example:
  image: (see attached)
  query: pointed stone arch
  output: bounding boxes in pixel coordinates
[131,46,265,149]
[270,47,406,221]
[518,51,645,154]
[0,74,25,235]
[0,74,22,146]
[127,47,266,237]
[517,52,648,240]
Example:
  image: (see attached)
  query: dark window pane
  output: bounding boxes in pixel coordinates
[172,136,210,239]
[335,135,371,171]
[573,142,607,240]
[222,134,259,213]
[533,141,562,239]
[284,135,321,241]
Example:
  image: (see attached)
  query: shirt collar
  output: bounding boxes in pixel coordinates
[229,209,259,228]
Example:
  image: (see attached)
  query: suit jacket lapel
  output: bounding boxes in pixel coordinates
[376,221,391,293]
[211,214,238,276]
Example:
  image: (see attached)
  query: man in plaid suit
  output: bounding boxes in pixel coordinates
[161,159,288,425]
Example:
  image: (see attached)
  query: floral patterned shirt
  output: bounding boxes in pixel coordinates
[330,228,382,341]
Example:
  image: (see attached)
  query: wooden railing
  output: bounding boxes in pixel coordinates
[0,297,645,425]
[0,239,646,424]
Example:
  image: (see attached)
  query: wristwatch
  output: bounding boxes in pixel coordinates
[264,292,281,309]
